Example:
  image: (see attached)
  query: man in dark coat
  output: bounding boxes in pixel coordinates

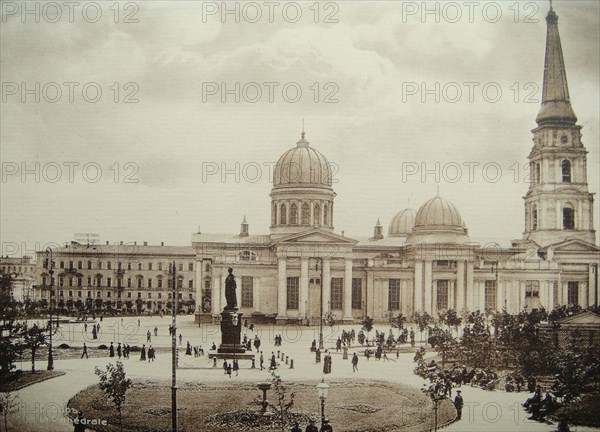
[81,343,88,359]
[109,342,115,358]
[454,390,464,420]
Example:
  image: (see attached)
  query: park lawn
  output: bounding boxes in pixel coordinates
[0,370,66,392]
[68,378,456,432]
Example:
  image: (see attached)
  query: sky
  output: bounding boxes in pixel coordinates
[1,0,599,256]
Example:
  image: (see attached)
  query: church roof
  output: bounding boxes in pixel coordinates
[536,7,578,125]
[273,132,332,187]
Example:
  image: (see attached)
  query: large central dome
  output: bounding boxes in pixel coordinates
[273,132,332,187]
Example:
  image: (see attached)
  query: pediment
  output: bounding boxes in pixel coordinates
[272,228,358,245]
[559,311,600,327]
[549,239,600,253]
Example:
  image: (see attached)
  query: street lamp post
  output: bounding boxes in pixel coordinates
[316,379,329,429]
[170,261,178,432]
[45,248,54,370]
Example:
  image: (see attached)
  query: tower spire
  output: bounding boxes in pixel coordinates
[536,5,577,125]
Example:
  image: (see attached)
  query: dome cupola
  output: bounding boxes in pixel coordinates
[407,196,468,244]
[388,208,417,237]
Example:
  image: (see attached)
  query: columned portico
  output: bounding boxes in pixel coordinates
[195,258,202,313]
[323,258,331,314]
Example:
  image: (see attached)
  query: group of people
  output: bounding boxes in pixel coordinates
[139,344,156,361]
[108,341,131,359]
[523,385,559,422]
[222,359,239,377]
[290,418,332,432]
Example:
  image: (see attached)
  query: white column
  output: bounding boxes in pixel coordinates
[456,261,465,312]
[424,261,432,314]
[414,261,423,312]
[323,259,331,313]
[253,277,260,312]
[479,281,486,311]
[577,200,583,230]
[212,271,221,314]
[466,261,474,310]
[300,258,309,319]
[449,280,455,310]
[195,258,203,313]
[343,258,353,321]
[590,266,597,307]
[277,257,287,320]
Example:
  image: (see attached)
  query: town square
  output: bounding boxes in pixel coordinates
[1,0,599,431]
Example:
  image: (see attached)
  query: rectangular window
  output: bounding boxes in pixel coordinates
[137,278,142,288]
[117,278,122,288]
[127,263,132,270]
[69,277,73,287]
[77,261,82,270]
[148,279,152,288]
[330,277,343,310]
[485,280,497,310]
[138,263,142,270]
[188,280,193,289]
[60,261,65,269]
[127,278,132,288]
[59,277,64,287]
[179,263,183,271]
[158,293,162,299]
[525,281,539,298]
[158,262,163,271]
[351,278,362,309]
[177,279,183,289]
[148,262,153,270]
[127,292,131,298]
[158,278,163,289]
[107,291,111,298]
[188,263,194,271]
[286,277,299,310]
[388,279,401,311]
[77,277,82,287]
[78,291,82,298]
[107,261,112,270]
[241,276,253,308]
[436,280,449,310]
[98,262,102,270]
[87,261,92,270]
[567,281,579,305]
[148,292,152,298]
[107,277,112,288]
[87,277,92,286]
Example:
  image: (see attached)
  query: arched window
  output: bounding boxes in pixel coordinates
[238,250,257,262]
[532,205,538,230]
[301,203,310,225]
[280,204,287,225]
[562,160,571,183]
[272,204,277,226]
[290,204,298,225]
[314,204,321,226]
[535,162,541,184]
[563,203,575,229]
[323,204,329,226]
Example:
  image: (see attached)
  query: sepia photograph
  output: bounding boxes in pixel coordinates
[1,1,599,431]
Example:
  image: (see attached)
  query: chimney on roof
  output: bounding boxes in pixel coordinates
[106,241,109,245]
[144,241,148,246]
[197,225,201,234]
[161,242,164,246]
[373,218,384,240]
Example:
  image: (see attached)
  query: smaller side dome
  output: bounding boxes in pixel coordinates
[388,208,417,237]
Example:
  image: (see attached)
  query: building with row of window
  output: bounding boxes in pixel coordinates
[190,6,599,324]
[0,256,36,302]
[30,7,599,322]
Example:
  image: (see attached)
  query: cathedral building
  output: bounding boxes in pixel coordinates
[33,7,599,323]
[191,6,598,323]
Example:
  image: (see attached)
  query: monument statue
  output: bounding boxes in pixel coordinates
[224,267,237,310]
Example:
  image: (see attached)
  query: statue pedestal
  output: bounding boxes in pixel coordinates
[218,310,246,354]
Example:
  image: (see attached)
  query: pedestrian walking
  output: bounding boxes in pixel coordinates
[270,352,277,370]
[233,359,239,376]
[148,345,155,362]
[154,326,158,336]
[454,390,464,420]
[179,334,183,345]
[226,363,232,378]
[147,330,151,343]
[140,344,147,361]
[117,343,122,359]
[109,342,115,358]
[81,343,88,359]
[352,352,358,372]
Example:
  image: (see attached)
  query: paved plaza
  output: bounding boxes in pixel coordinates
[5,315,597,432]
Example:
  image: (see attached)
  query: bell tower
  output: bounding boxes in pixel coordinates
[523,6,596,247]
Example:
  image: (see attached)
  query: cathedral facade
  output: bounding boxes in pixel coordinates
[191,6,599,323]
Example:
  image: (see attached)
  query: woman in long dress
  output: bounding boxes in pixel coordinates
[140,344,147,361]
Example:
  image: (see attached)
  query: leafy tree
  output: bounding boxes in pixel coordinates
[0,391,19,432]
[361,316,374,334]
[0,277,23,380]
[413,311,433,342]
[459,311,496,369]
[95,361,132,432]
[323,311,336,327]
[428,326,457,368]
[268,370,295,432]
[23,323,48,372]
[389,312,406,330]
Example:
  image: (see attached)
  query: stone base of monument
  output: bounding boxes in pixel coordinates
[217,310,246,354]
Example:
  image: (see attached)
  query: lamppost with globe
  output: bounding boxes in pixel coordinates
[316,379,330,429]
